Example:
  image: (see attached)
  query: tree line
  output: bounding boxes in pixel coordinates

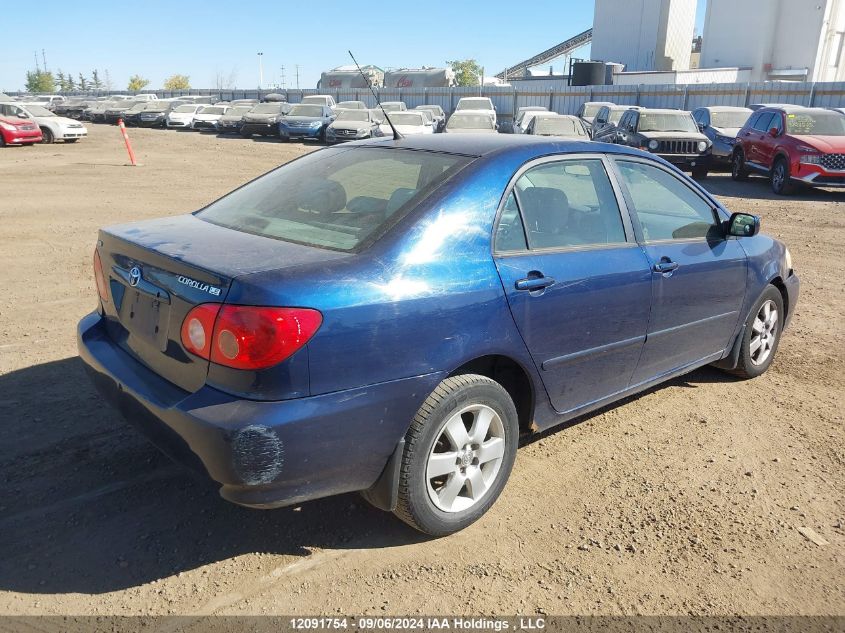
[24,69,192,93]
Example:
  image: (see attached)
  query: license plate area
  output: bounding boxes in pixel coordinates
[120,290,171,352]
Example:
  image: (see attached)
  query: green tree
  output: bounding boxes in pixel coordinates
[25,70,55,93]
[56,70,68,92]
[91,69,103,90]
[66,74,76,91]
[78,73,89,91]
[127,75,150,92]
[163,74,190,90]
[446,59,483,87]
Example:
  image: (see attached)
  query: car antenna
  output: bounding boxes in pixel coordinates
[348,49,402,140]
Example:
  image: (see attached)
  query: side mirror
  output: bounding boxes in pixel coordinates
[727,212,761,237]
[698,122,707,131]
[768,127,779,137]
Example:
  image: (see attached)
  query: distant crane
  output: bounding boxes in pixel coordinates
[496,28,593,80]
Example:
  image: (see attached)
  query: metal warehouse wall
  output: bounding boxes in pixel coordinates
[43,81,845,119]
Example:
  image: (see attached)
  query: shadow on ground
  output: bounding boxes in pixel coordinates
[0,355,738,596]
[0,357,425,596]
[700,173,845,202]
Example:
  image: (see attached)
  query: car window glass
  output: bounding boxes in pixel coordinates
[616,160,719,241]
[753,112,773,132]
[769,113,783,133]
[513,159,626,249]
[495,192,528,251]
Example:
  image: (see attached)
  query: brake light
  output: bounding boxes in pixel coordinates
[93,249,109,302]
[180,304,322,370]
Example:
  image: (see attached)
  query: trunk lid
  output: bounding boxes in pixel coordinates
[98,213,347,393]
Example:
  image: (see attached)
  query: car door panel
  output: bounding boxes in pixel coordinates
[496,248,652,413]
[492,156,652,414]
[611,158,747,385]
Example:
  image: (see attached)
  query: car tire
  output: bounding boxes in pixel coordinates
[731,150,749,181]
[393,374,519,536]
[40,127,54,144]
[729,285,785,379]
[0,134,6,148]
[692,165,708,180]
[771,157,795,195]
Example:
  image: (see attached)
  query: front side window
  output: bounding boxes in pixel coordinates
[505,159,626,250]
[752,112,774,132]
[616,160,719,241]
[198,148,471,251]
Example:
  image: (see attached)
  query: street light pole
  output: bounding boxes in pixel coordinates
[257,52,264,90]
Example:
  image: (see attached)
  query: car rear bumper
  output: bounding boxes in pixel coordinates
[77,311,444,509]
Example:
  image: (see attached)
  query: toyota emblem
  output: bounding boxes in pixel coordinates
[128,266,142,287]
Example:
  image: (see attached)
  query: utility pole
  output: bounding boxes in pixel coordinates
[42,49,48,72]
[257,52,264,89]
[280,66,286,89]
[295,65,300,89]
[34,51,40,72]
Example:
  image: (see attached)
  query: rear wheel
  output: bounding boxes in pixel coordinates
[729,286,784,379]
[40,127,54,144]
[393,374,518,536]
[731,150,749,181]
[771,157,795,195]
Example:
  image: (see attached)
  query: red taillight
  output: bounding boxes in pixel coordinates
[180,304,322,370]
[93,249,109,302]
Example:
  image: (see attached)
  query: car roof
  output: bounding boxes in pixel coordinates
[350,132,642,158]
[636,108,688,114]
[699,105,752,112]
[760,105,834,114]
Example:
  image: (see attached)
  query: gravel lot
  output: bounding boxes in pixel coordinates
[0,124,842,618]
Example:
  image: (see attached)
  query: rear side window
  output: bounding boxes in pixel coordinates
[616,160,719,241]
[198,148,471,251]
[501,159,626,250]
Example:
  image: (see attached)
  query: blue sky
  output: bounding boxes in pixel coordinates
[1,0,707,92]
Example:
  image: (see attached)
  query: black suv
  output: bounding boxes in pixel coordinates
[611,108,712,178]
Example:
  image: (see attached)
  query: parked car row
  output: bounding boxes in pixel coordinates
[575,101,845,194]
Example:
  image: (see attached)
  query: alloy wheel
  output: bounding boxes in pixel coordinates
[772,162,785,192]
[426,404,506,513]
[750,299,779,366]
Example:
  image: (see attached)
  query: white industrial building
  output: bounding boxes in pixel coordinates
[591,0,698,71]
[701,0,845,82]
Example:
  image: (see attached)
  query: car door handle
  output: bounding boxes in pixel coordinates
[652,260,679,273]
[515,276,556,291]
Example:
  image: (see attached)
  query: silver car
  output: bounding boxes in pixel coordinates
[325,109,382,144]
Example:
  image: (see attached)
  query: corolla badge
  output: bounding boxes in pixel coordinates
[177,275,221,296]
[128,266,142,287]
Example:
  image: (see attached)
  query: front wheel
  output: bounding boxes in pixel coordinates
[730,286,785,379]
[771,158,795,195]
[393,374,519,536]
[731,150,749,181]
[40,127,54,144]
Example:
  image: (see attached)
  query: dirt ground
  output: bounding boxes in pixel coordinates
[0,124,842,619]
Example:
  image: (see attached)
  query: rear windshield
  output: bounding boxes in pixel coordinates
[785,112,845,136]
[390,112,425,125]
[457,99,493,111]
[534,117,586,136]
[197,147,471,251]
[447,114,494,129]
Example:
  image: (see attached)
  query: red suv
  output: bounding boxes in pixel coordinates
[731,106,845,195]
[0,113,42,147]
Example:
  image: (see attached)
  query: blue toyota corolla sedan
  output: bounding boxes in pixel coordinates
[78,134,798,535]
